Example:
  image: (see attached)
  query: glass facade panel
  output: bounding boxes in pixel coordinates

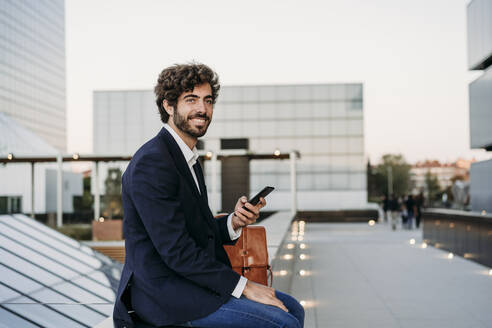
[469,66,492,149]
[332,173,349,189]
[2,215,102,268]
[28,289,106,325]
[242,86,259,101]
[0,214,121,327]
[72,275,116,302]
[0,284,21,303]
[467,0,492,69]
[3,304,87,328]
[0,307,40,328]
[258,85,276,101]
[0,223,94,274]
[0,234,79,279]
[0,248,62,287]
[0,265,42,295]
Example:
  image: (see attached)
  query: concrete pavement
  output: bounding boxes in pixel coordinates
[286,222,492,328]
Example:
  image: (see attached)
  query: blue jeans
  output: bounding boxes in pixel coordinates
[179,291,304,328]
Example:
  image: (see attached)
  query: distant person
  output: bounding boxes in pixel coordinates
[401,195,408,227]
[382,194,389,223]
[404,195,416,230]
[415,192,425,229]
[113,63,304,328]
[388,194,400,230]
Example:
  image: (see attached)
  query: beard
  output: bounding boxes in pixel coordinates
[173,107,211,138]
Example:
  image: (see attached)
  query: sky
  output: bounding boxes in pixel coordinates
[65,0,492,164]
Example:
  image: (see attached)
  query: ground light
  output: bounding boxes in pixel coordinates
[299,254,307,260]
[409,238,416,245]
[300,243,306,249]
[299,270,306,276]
[282,254,293,260]
[368,220,375,226]
[489,269,492,276]
[299,300,306,307]
[421,242,427,249]
[98,217,105,222]
[447,253,454,259]
[287,243,295,249]
[279,270,288,276]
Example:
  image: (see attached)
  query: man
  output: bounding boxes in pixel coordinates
[388,193,400,231]
[415,191,425,229]
[404,195,416,230]
[113,63,304,328]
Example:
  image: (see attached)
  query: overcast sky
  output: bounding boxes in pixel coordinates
[66,0,491,164]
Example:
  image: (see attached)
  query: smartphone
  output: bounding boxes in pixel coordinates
[242,186,275,211]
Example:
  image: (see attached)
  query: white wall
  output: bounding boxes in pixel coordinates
[0,163,82,214]
[45,169,83,213]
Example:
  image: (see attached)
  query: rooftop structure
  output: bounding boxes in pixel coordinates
[0,214,121,327]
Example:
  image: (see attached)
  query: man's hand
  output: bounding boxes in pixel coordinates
[242,280,288,312]
[231,196,266,231]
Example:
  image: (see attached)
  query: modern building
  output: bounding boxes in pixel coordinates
[0,0,73,216]
[0,113,82,216]
[93,83,367,211]
[467,0,492,212]
[0,0,66,151]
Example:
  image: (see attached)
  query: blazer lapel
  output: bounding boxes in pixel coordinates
[158,128,215,227]
[193,161,208,204]
[158,127,201,199]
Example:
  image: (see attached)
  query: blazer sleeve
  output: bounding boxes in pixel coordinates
[129,151,241,297]
[215,214,238,246]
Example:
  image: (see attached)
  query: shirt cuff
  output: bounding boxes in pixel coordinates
[227,213,242,240]
[231,276,248,298]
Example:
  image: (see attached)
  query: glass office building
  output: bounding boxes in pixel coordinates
[467,0,492,212]
[206,84,366,210]
[0,0,66,151]
[93,83,366,211]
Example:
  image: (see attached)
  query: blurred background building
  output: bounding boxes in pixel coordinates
[92,83,367,211]
[467,0,492,213]
[410,159,473,192]
[0,0,66,151]
[0,0,82,217]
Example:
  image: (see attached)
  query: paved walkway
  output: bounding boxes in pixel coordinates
[287,222,492,328]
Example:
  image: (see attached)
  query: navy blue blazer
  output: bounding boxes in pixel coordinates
[113,127,241,327]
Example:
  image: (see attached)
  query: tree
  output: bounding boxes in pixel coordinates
[102,168,123,220]
[369,154,412,198]
[425,170,441,205]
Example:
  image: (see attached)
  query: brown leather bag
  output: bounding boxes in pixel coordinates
[223,225,273,287]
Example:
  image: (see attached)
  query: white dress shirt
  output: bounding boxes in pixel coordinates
[163,124,247,298]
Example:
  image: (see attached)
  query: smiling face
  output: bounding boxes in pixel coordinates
[165,83,214,140]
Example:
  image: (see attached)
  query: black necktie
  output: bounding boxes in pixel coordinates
[192,161,207,201]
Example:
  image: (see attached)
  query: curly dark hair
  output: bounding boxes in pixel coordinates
[154,63,220,123]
